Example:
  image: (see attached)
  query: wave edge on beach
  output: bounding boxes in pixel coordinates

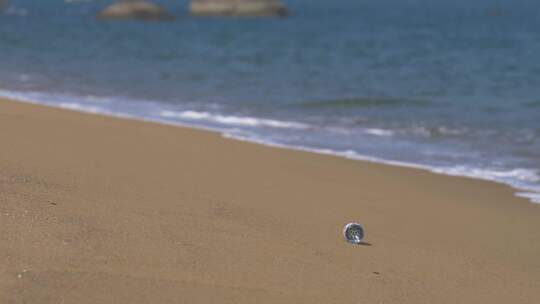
[1,88,539,204]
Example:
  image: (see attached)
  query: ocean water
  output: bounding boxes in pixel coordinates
[1,0,540,202]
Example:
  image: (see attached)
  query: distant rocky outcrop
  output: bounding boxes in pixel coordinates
[0,0,9,11]
[97,0,175,21]
[190,0,288,17]
[487,8,505,17]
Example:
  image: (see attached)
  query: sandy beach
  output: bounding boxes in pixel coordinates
[1,98,539,303]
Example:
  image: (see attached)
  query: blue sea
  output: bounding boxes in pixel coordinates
[1,0,539,202]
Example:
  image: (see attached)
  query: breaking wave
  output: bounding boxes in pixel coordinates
[159,110,309,129]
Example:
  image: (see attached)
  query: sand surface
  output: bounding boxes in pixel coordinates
[1,99,540,303]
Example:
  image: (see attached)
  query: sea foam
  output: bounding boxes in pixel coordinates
[160,110,309,129]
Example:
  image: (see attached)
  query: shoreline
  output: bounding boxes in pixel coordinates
[2,97,540,303]
[1,90,539,204]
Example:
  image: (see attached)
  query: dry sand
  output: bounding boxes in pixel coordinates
[1,98,540,303]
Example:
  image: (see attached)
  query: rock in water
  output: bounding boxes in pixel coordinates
[190,0,288,17]
[0,0,9,11]
[97,0,175,21]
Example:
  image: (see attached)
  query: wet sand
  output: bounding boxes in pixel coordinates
[1,98,539,303]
